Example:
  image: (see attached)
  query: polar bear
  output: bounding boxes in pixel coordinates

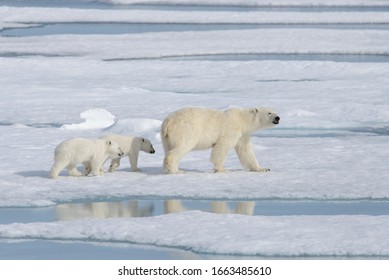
[161,107,280,173]
[50,137,124,179]
[100,134,155,172]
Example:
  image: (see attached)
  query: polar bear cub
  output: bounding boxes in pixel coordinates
[50,137,124,179]
[101,134,155,172]
[161,107,280,173]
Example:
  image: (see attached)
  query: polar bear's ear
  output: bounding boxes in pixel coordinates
[251,108,259,114]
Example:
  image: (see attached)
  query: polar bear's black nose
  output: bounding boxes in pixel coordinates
[273,116,280,124]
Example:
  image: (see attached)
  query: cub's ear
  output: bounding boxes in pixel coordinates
[251,108,259,114]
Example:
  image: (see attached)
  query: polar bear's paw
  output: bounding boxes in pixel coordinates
[250,167,270,172]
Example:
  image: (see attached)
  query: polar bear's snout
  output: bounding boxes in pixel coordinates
[150,147,156,154]
[273,116,280,125]
[118,148,124,157]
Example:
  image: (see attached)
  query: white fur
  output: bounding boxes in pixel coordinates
[161,107,279,173]
[50,138,123,179]
[101,134,155,172]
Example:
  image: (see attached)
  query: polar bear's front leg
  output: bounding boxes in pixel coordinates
[85,162,106,175]
[235,135,270,172]
[67,164,82,177]
[129,151,140,172]
[89,160,104,176]
[83,162,91,176]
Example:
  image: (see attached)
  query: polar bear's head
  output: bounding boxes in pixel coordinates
[140,137,156,154]
[250,107,280,130]
[106,140,124,158]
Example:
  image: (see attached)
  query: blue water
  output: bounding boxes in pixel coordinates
[2,200,389,225]
[3,23,389,38]
[3,0,389,12]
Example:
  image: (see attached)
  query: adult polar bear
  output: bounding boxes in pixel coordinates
[161,107,280,173]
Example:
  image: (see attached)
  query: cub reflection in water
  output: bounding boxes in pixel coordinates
[55,201,154,220]
[55,200,255,221]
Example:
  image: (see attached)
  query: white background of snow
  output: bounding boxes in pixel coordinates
[1,0,389,257]
[1,29,389,60]
[3,6,389,24]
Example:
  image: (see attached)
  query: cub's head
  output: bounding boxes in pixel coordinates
[140,137,156,154]
[106,140,124,158]
[250,107,280,130]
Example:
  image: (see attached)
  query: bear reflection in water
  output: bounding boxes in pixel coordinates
[55,201,154,220]
[164,200,255,215]
[55,200,255,220]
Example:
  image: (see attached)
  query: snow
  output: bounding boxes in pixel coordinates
[61,108,116,130]
[105,117,162,134]
[3,7,389,25]
[1,29,389,60]
[1,0,389,258]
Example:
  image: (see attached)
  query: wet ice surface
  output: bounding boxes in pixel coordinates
[1,0,389,259]
[3,200,389,226]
